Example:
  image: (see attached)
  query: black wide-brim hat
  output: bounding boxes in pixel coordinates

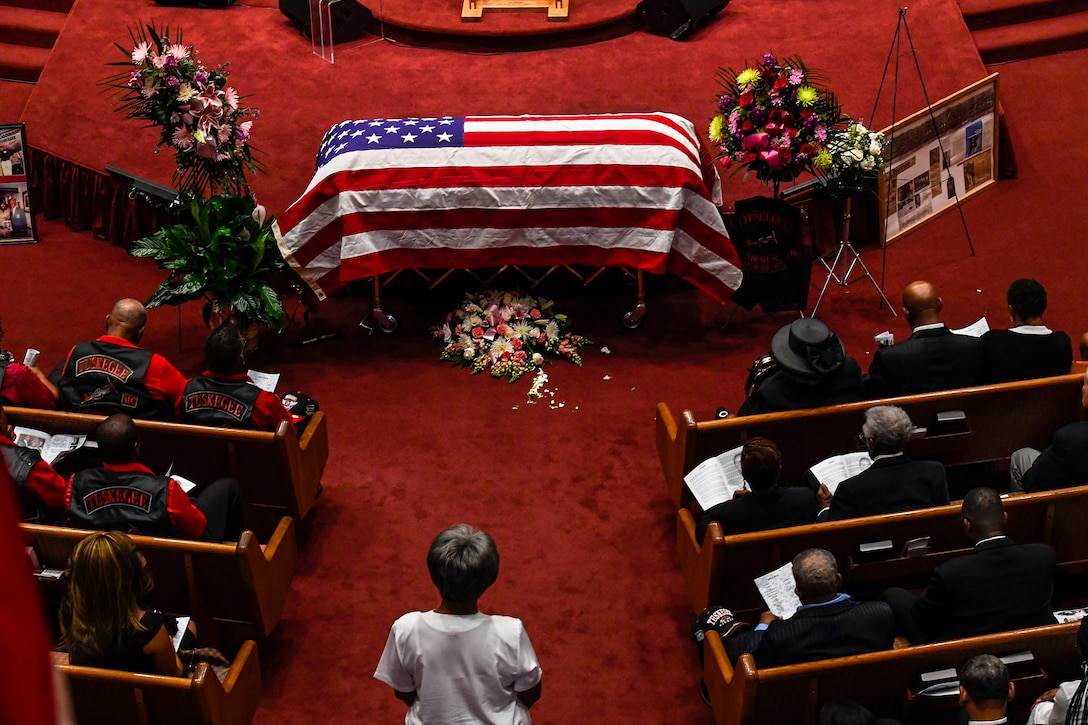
[770,318,846,382]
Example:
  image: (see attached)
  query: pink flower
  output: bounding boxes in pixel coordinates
[454,324,462,335]
[472,327,484,339]
[513,350,527,363]
[530,309,541,319]
[223,87,239,110]
[511,338,523,350]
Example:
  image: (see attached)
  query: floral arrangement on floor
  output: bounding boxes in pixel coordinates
[105,24,260,196]
[708,53,848,191]
[823,121,886,187]
[433,291,591,384]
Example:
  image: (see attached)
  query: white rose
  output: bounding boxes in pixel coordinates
[848,148,865,162]
[532,352,544,365]
[869,141,882,156]
[464,347,475,359]
[860,157,876,171]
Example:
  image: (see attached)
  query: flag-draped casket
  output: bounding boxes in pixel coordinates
[274,112,743,301]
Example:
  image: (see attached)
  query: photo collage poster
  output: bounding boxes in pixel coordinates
[881,75,998,244]
[0,124,36,244]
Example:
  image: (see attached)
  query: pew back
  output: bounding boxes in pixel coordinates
[24,518,297,644]
[1,406,328,539]
[56,640,261,725]
[678,485,1088,616]
[657,372,1086,509]
[704,622,1082,725]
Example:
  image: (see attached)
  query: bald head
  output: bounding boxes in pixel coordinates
[97,413,140,462]
[902,281,943,327]
[106,299,148,343]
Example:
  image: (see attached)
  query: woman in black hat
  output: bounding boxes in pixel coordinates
[738,318,863,416]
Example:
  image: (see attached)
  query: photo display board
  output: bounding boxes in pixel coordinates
[0,123,37,244]
[878,73,999,246]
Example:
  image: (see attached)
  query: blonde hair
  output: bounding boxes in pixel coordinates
[63,531,151,659]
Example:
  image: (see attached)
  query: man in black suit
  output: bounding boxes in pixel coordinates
[981,278,1072,384]
[738,318,863,416]
[695,437,818,544]
[864,280,984,399]
[724,548,895,668]
[815,405,949,522]
[882,487,1057,644]
[1010,368,1088,492]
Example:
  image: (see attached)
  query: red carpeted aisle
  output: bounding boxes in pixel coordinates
[2,1,1088,723]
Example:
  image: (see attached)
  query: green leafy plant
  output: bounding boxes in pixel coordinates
[129,192,286,333]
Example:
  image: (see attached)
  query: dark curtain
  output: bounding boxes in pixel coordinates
[26,147,169,246]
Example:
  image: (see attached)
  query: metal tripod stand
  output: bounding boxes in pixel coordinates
[809,194,896,318]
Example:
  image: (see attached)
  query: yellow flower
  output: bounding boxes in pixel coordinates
[736,68,760,88]
[796,86,818,106]
[813,149,833,169]
[708,115,724,143]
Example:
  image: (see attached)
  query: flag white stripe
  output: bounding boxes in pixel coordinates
[298,142,704,197]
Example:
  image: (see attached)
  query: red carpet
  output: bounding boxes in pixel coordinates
[3,1,1088,723]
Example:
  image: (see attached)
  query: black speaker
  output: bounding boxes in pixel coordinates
[279,0,373,45]
[637,0,727,39]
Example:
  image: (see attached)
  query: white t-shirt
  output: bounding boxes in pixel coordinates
[374,610,542,725]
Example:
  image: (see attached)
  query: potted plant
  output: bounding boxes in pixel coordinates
[128,193,286,333]
[106,24,284,335]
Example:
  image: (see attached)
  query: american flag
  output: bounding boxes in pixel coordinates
[274,112,743,301]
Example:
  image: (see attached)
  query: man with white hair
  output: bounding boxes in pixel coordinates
[816,405,949,521]
[1011,367,1088,492]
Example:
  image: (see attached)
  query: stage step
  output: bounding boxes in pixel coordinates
[959,0,1088,30]
[973,9,1088,64]
[0,0,73,12]
[0,41,50,83]
[0,0,74,85]
[0,6,68,48]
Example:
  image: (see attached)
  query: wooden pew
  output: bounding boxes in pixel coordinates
[1,406,329,539]
[24,518,297,645]
[678,485,1088,616]
[657,371,1087,509]
[54,639,261,725]
[703,621,1082,725]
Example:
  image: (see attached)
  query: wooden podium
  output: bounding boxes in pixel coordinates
[462,0,568,21]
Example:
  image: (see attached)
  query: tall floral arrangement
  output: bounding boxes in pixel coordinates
[105,24,260,197]
[709,54,847,192]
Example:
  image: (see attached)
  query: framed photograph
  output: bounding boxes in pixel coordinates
[878,73,999,246]
[0,123,37,244]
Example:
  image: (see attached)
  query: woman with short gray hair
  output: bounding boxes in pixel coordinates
[375,523,543,724]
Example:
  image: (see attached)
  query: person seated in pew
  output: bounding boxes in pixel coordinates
[64,414,243,542]
[1027,616,1088,724]
[375,523,543,724]
[863,280,984,399]
[0,417,66,523]
[1010,368,1088,493]
[0,315,60,409]
[959,654,1014,725]
[695,437,818,544]
[177,324,291,432]
[882,487,1057,644]
[981,279,1072,384]
[813,405,949,522]
[60,530,197,676]
[737,318,863,416]
[722,547,895,669]
[55,298,187,422]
